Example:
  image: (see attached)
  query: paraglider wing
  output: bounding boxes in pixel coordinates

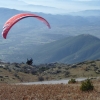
[2,13,51,39]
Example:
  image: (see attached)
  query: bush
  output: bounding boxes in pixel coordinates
[38,76,44,81]
[68,78,76,84]
[80,79,94,91]
[65,71,70,77]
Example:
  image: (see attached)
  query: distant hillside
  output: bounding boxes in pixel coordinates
[0,8,100,38]
[33,34,100,64]
[0,8,100,63]
[70,10,100,16]
[2,34,100,64]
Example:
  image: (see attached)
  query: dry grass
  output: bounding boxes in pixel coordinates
[0,82,100,100]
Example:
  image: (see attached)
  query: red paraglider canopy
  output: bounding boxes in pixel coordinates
[2,13,51,39]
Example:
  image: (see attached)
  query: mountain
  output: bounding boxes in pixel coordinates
[33,34,100,64]
[2,34,100,64]
[0,8,100,63]
[0,8,100,37]
[70,10,100,17]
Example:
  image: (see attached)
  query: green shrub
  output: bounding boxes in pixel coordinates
[68,78,76,84]
[80,79,94,91]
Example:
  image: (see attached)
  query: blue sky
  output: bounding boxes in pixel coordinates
[0,0,100,14]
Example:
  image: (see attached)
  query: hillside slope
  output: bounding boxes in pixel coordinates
[33,34,100,64]
[0,59,100,83]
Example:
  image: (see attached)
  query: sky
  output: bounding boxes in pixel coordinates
[0,0,100,14]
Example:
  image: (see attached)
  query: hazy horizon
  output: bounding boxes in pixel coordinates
[0,0,100,14]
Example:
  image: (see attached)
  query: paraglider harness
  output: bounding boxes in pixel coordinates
[26,58,33,65]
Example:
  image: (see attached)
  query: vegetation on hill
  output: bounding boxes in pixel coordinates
[0,59,100,83]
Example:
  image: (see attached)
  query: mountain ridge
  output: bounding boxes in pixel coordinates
[33,34,100,64]
[0,8,100,64]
